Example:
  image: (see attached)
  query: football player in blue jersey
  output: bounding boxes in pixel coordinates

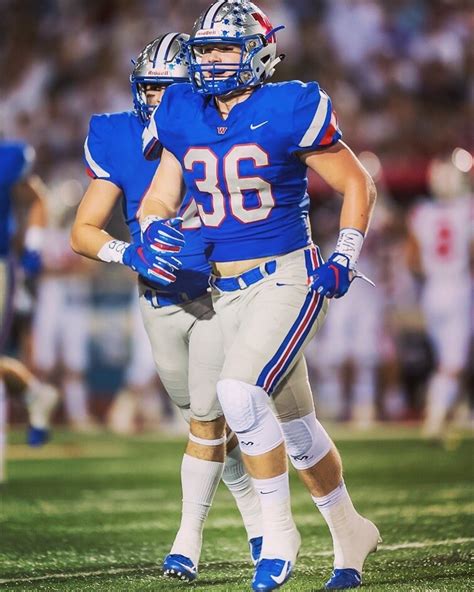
[0,140,59,480]
[71,33,266,580]
[140,2,380,590]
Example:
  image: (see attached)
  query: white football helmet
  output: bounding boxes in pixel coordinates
[187,0,284,96]
[130,33,189,123]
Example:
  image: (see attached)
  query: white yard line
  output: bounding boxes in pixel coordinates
[0,538,472,585]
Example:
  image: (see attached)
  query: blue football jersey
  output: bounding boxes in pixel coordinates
[0,141,35,257]
[84,110,211,297]
[143,81,342,262]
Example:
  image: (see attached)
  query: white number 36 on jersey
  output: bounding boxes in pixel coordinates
[184,144,275,227]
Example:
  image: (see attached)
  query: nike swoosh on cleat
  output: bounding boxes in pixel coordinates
[250,121,269,130]
[270,561,290,585]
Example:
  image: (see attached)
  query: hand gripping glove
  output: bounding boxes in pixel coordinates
[310,253,374,299]
[122,242,181,287]
[141,216,185,254]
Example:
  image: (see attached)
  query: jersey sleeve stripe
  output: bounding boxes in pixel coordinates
[142,117,162,160]
[319,111,338,146]
[146,112,159,142]
[298,91,330,148]
[84,137,110,178]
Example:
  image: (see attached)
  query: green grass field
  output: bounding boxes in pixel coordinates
[1,428,473,591]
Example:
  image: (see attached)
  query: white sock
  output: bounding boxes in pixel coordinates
[25,379,57,429]
[222,444,262,540]
[313,481,366,570]
[252,472,299,560]
[0,380,6,483]
[63,377,89,423]
[425,373,459,426]
[170,453,224,566]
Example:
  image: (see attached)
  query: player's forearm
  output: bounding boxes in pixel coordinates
[24,198,47,254]
[335,171,376,269]
[27,191,47,229]
[139,192,179,221]
[339,172,377,236]
[70,223,122,262]
[15,176,48,252]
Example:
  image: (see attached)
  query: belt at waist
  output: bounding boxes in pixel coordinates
[210,260,277,292]
[140,278,208,308]
[209,245,322,293]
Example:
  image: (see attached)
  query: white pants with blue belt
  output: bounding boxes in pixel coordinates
[212,245,329,400]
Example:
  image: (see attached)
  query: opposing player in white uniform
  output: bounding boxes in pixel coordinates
[312,200,402,427]
[311,241,382,426]
[71,34,265,579]
[140,2,379,590]
[32,196,94,431]
[406,156,473,438]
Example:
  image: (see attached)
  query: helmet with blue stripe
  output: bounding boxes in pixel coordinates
[187,0,284,96]
[130,32,190,124]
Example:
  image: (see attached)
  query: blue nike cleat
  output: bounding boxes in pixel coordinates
[162,553,197,582]
[325,568,362,589]
[27,426,50,447]
[252,558,293,591]
[249,536,263,565]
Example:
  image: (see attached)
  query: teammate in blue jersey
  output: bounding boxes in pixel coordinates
[140,2,379,590]
[0,140,59,480]
[71,33,266,580]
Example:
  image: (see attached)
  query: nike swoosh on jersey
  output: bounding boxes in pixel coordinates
[270,561,290,585]
[250,121,269,130]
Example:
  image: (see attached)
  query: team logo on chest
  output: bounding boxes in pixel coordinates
[217,126,228,135]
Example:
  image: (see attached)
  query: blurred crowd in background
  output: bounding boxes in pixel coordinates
[1,0,472,435]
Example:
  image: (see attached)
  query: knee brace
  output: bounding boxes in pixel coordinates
[216,378,283,456]
[280,412,332,470]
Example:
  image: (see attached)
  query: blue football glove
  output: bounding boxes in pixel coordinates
[310,253,375,299]
[142,217,185,254]
[20,249,42,277]
[122,243,181,286]
[310,253,354,299]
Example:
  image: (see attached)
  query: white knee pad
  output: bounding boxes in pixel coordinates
[216,379,283,456]
[281,412,332,470]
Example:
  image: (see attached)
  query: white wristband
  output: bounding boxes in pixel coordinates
[140,215,163,234]
[97,240,130,264]
[24,226,44,251]
[335,227,365,269]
